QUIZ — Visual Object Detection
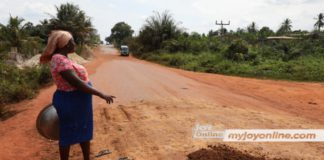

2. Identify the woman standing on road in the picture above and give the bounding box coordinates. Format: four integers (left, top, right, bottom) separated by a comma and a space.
40, 30, 115, 160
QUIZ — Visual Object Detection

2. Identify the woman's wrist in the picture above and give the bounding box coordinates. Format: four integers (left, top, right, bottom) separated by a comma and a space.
96, 92, 104, 98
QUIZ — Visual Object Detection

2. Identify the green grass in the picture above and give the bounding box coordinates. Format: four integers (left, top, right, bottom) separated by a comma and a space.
138, 52, 324, 82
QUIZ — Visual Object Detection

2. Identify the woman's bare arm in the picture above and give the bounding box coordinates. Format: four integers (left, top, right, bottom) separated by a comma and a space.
60, 69, 115, 104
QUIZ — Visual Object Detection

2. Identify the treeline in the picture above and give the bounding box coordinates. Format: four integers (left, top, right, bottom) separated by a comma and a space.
0, 3, 100, 113
0, 3, 100, 60
107, 11, 324, 82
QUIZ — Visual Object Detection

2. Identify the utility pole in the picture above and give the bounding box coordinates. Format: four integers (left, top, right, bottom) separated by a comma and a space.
216, 20, 230, 36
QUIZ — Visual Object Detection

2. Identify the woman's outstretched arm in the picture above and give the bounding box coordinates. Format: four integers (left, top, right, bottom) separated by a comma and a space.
60, 69, 115, 104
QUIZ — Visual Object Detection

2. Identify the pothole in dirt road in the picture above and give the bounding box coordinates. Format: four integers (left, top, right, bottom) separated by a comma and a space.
187, 144, 288, 160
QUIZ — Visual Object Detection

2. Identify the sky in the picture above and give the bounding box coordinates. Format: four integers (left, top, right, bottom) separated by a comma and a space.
0, 0, 323, 40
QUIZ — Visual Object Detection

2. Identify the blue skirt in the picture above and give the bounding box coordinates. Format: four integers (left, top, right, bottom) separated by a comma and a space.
52, 83, 93, 147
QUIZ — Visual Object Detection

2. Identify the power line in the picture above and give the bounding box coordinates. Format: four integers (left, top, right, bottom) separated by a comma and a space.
216, 20, 230, 36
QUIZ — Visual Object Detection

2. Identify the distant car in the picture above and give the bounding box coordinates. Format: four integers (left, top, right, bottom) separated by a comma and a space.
120, 45, 129, 56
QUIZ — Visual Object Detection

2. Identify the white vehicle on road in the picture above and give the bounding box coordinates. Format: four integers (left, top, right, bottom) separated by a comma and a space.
120, 45, 129, 56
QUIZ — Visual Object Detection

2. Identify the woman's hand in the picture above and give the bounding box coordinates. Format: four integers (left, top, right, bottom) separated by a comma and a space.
99, 94, 116, 104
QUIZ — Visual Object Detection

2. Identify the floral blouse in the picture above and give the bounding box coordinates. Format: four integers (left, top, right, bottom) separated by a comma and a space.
50, 54, 89, 91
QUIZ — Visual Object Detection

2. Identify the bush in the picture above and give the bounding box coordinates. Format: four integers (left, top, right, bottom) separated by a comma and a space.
126, 37, 145, 57
0, 42, 10, 58
162, 39, 183, 53
138, 52, 324, 82
20, 37, 44, 58
0, 62, 52, 106
129, 19, 324, 82
207, 37, 222, 52
225, 39, 249, 61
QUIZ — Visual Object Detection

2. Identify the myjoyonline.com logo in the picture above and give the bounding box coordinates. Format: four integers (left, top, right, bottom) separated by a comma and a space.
192, 123, 324, 142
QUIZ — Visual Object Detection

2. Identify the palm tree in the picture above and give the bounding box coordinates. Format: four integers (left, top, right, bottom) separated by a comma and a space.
48, 3, 94, 45
0, 16, 27, 48
277, 18, 292, 35
139, 10, 182, 51
0, 16, 45, 57
314, 13, 324, 31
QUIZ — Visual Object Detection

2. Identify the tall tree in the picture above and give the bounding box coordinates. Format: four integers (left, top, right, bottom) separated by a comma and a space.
190, 32, 201, 39
106, 22, 133, 46
48, 3, 94, 45
247, 22, 258, 34
277, 18, 292, 35
314, 13, 324, 31
258, 26, 274, 40
139, 11, 182, 51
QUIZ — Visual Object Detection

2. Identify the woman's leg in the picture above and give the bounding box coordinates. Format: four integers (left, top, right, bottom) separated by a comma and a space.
80, 141, 90, 160
59, 145, 70, 160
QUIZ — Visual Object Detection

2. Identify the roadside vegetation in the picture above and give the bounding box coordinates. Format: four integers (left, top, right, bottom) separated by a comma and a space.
113, 11, 324, 82
0, 3, 100, 116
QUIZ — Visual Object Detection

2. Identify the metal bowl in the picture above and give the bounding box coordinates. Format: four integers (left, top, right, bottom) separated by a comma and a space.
36, 104, 59, 140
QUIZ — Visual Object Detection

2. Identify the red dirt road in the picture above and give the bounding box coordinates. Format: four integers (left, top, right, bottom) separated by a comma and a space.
1, 46, 324, 160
